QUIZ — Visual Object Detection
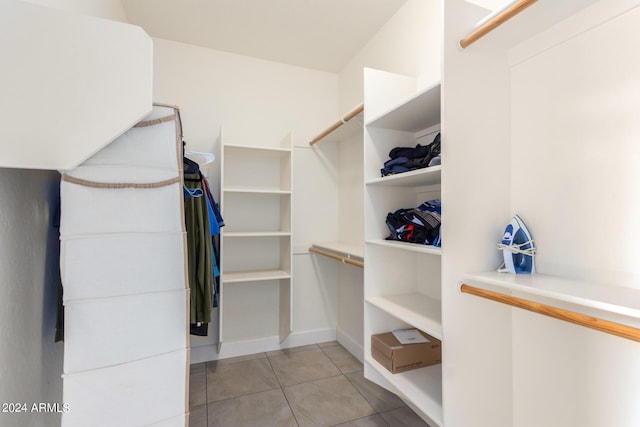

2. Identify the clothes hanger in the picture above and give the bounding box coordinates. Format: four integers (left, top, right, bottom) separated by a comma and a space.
185, 150, 215, 167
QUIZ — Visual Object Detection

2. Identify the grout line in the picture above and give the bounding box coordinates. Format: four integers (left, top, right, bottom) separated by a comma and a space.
206, 351, 267, 367
205, 386, 283, 406
343, 369, 382, 415
328, 414, 391, 427
265, 355, 301, 427
319, 345, 382, 424
319, 344, 345, 374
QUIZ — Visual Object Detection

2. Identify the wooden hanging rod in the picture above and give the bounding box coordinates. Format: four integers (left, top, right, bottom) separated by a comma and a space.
459, 0, 538, 49
309, 103, 364, 146
309, 247, 364, 268
460, 284, 640, 343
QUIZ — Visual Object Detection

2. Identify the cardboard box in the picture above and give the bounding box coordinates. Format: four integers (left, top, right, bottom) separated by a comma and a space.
371, 330, 441, 374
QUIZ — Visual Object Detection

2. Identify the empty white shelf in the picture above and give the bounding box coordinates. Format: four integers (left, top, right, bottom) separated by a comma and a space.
224, 188, 291, 195
366, 81, 441, 132
223, 231, 291, 238
223, 269, 291, 284
224, 143, 291, 157
365, 357, 443, 427
366, 166, 441, 187
366, 293, 442, 340
366, 239, 442, 256
464, 272, 640, 326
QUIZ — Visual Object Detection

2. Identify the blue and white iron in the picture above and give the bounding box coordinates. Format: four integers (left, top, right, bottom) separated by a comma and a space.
497, 215, 536, 274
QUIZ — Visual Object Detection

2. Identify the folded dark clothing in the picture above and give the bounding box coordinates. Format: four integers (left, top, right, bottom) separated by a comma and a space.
190, 323, 209, 336
404, 155, 433, 169
383, 156, 409, 168
381, 165, 410, 176
389, 144, 430, 160
388, 132, 441, 160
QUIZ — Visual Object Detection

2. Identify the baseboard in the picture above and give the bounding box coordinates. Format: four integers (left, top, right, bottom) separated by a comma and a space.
336, 327, 364, 363
190, 328, 336, 364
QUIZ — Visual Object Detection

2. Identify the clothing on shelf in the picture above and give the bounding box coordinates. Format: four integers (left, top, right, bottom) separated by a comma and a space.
381, 132, 441, 177
385, 199, 441, 247
183, 146, 224, 336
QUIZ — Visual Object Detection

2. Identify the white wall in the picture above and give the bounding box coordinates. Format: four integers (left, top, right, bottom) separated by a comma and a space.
509, 2, 640, 425
443, 0, 640, 426
442, 1, 513, 425
335, 130, 365, 358
0, 170, 63, 427
338, 0, 442, 114
21, 0, 128, 22
152, 38, 341, 358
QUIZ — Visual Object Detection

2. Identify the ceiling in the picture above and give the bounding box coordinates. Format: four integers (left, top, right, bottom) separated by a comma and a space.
121, 0, 408, 73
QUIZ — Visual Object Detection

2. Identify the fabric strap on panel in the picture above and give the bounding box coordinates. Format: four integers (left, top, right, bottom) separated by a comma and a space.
134, 114, 176, 128
61, 175, 180, 189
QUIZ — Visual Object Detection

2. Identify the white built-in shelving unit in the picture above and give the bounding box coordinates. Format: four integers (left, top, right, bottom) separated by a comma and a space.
219, 132, 293, 347
363, 69, 443, 427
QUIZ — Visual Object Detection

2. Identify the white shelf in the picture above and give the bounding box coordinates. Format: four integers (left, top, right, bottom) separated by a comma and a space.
223, 231, 291, 238
311, 241, 364, 261
366, 81, 441, 132
366, 166, 441, 187
224, 143, 291, 157
366, 239, 441, 256
223, 269, 291, 284
365, 357, 443, 427
366, 294, 442, 340
464, 272, 640, 324
224, 188, 291, 195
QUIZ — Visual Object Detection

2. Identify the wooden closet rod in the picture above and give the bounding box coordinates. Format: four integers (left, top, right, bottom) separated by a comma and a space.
460, 284, 640, 343
309, 103, 364, 146
309, 247, 364, 268
459, 0, 538, 49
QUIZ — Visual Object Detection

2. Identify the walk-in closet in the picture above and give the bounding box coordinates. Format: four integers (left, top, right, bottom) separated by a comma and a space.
2, 0, 640, 426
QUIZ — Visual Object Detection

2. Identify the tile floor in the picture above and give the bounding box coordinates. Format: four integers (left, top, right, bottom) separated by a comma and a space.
189, 342, 431, 427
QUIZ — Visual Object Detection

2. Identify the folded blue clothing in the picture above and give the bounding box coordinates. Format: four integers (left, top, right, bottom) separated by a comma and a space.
384, 156, 409, 168
381, 164, 410, 176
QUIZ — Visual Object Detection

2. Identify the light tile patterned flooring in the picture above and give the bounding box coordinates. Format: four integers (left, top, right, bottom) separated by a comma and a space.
189, 342, 431, 427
